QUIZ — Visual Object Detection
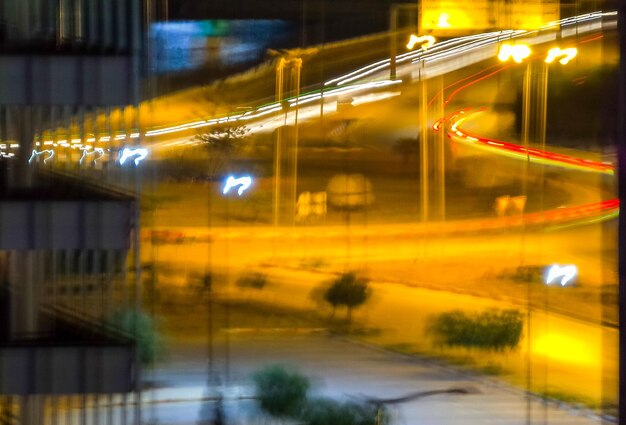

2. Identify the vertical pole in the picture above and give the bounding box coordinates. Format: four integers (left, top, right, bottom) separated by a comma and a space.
273, 58, 285, 227
319, 0, 325, 125
521, 61, 532, 152
16, 107, 34, 188
617, 1, 626, 424
132, 103, 142, 425
389, 5, 398, 80
536, 62, 548, 149
436, 75, 445, 220
419, 66, 428, 222
521, 59, 532, 425
291, 59, 302, 227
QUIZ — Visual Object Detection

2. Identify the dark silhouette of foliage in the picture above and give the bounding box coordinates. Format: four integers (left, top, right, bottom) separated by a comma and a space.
236, 271, 267, 290
195, 124, 248, 155
252, 365, 310, 418
429, 309, 523, 351
300, 398, 388, 425
324, 272, 371, 321
193, 123, 249, 178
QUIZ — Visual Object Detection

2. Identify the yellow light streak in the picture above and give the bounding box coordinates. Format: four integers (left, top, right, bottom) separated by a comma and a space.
545, 47, 577, 64
406, 35, 436, 51
498, 43, 531, 63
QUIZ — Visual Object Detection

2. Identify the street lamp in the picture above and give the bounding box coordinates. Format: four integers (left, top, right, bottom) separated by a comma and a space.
406, 34, 436, 51
497, 43, 533, 147
268, 48, 317, 226
497, 46, 578, 404
497, 43, 578, 148
537, 46, 578, 147
273, 55, 302, 227
389, 3, 418, 80
498, 43, 531, 63
406, 33, 439, 221
545, 47, 578, 65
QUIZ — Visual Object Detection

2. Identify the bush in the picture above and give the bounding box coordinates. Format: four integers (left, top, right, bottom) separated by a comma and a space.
236, 272, 267, 290
300, 398, 388, 425
505, 265, 545, 284
324, 272, 371, 321
429, 309, 523, 351
252, 365, 310, 418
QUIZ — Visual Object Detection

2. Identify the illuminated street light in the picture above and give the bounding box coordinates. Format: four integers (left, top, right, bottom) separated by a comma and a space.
545, 264, 578, 286
545, 47, 578, 65
406, 34, 436, 51
119, 147, 148, 166
222, 175, 253, 196
497, 43, 531, 63
535, 46, 577, 146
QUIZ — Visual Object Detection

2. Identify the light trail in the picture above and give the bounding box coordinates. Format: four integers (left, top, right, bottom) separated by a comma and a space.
445, 110, 615, 175
437, 110, 618, 225
0, 11, 616, 168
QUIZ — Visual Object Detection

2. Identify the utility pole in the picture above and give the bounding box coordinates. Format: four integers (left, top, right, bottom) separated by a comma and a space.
617, 1, 625, 423
389, 3, 418, 80
435, 75, 445, 220
273, 56, 302, 226
419, 63, 429, 222
270, 48, 316, 226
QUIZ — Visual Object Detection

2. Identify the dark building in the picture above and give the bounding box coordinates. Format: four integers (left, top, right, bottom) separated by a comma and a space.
0, 1, 149, 424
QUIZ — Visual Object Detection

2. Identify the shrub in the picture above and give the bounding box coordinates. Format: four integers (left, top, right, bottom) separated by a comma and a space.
300, 398, 388, 425
236, 272, 268, 290
324, 272, 371, 321
252, 365, 310, 418
430, 309, 523, 351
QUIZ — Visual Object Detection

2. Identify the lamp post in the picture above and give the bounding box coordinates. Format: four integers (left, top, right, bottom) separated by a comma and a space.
540, 47, 578, 146
497, 43, 533, 149
498, 43, 577, 155
407, 34, 437, 221
498, 43, 577, 415
389, 3, 418, 80
273, 56, 301, 227
269, 48, 318, 227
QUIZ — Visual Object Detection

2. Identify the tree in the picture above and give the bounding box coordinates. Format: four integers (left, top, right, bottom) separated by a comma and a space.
324, 272, 371, 321
193, 123, 249, 179
429, 309, 523, 351
252, 365, 310, 418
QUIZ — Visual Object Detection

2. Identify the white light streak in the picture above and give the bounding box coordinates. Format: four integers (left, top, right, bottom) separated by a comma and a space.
545, 264, 578, 286
79, 147, 105, 164
222, 175, 253, 196
28, 149, 54, 164
119, 147, 148, 166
